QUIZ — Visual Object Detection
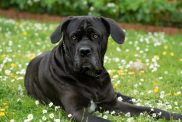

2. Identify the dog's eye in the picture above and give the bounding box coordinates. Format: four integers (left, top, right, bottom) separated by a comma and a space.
71, 35, 77, 40
92, 33, 98, 39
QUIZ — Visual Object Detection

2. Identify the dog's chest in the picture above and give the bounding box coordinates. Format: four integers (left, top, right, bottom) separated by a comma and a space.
87, 100, 97, 113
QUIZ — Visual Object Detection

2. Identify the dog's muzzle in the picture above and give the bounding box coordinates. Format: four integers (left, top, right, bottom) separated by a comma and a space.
79, 47, 91, 57
74, 46, 102, 77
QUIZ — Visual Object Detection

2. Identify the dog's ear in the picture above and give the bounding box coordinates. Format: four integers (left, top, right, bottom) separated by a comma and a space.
50, 17, 71, 44
101, 17, 125, 44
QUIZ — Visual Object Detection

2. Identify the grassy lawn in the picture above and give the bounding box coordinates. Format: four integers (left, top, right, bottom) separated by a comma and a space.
0, 17, 182, 122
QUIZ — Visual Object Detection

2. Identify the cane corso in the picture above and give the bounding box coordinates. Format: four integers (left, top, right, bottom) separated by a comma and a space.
25, 16, 182, 122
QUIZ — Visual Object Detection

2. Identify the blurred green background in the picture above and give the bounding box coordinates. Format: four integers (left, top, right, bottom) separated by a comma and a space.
0, 0, 182, 28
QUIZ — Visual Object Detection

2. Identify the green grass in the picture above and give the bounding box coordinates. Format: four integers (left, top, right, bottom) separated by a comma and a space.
0, 17, 182, 122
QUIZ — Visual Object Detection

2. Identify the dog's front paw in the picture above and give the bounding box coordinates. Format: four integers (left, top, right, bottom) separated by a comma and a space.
116, 92, 134, 104
89, 117, 111, 122
152, 108, 182, 120
170, 113, 182, 120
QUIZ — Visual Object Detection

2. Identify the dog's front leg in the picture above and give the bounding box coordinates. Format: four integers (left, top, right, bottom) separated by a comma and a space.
61, 93, 111, 122
102, 99, 182, 120
65, 109, 111, 122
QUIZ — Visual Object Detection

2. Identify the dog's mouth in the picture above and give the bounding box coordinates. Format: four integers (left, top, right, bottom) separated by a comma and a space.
85, 70, 102, 78
75, 62, 102, 78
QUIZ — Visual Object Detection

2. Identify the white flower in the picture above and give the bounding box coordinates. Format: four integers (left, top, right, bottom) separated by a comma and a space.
136, 103, 142, 106
49, 102, 53, 107
145, 48, 149, 52
152, 113, 156, 118
116, 80, 120, 84
116, 47, 121, 52
110, 111, 116, 115
139, 50, 144, 53
54, 119, 60, 122
18, 85, 23, 96
158, 112, 162, 116
128, 41, 133, 45
17, 98, 21, 102
133, 90, 138, 95
164, 71, 168, 75
10, 119, 15, 122
113, 75, 118, 79
134, 53, 139, 57
103, 115, 108, 119
140, 113, 144, 116
104, 110, 109, 114
27, 114, 33, 121
68, 114, 72, 118
27, 114, 33, 119
5, 69, 11, 75
158, 77, 163, 80
160, 91, 165, 98
140, 78, 144, 82
125, 112, 131, 117
140, 92, 144, 95
49, 113, 54, 119
174, 102, 178, 106
113, 57, 120, 62
125, 49, 130, 52
8, 41, 13, 46
147, 90, 152, 94
134, 84, 138, 88
42, 109, 47, 114
145, 59, 149, 63
7, 57, 12, 62
167, 105, 172, 110
89, 7, 94, 11
55, 106, 60, 111
107, 3, 115, 7
117, 96, 123, 102
157, 101, 165, 109
136, 47, 140, 50
131, 99, 137, 103
23, 119, 29, 122
177, 91, 181, 95
35, 100, 39, 105
127, 117, 134, 122
121, 59, 126, 64
16, 76, 24, 80
42, 116, 47, 121
146, 102, 153, 108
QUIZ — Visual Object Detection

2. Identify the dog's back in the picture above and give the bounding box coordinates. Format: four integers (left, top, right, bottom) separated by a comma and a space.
24, 52, 50, 103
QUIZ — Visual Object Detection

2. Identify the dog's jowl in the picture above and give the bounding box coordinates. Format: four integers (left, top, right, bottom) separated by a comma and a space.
24, 16, 182, 122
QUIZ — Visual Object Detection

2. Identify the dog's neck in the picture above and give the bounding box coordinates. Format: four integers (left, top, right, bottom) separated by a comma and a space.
50, 43, 74, 75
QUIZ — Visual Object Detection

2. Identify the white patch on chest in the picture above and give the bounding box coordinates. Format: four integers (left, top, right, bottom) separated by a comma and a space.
87, 100, 97, 113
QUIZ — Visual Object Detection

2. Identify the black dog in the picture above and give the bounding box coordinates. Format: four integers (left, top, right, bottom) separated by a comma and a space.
25, 16, 182, 122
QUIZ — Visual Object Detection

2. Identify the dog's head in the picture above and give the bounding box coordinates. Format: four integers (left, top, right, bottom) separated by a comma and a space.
50, 16, 125, 77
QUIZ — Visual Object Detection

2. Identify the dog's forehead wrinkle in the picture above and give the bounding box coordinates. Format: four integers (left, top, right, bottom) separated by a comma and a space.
67, 17, 105, 34
81, 20, 89, 30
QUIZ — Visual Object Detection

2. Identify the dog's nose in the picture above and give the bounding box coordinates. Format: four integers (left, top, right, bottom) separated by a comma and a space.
79, 47, 91, 57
